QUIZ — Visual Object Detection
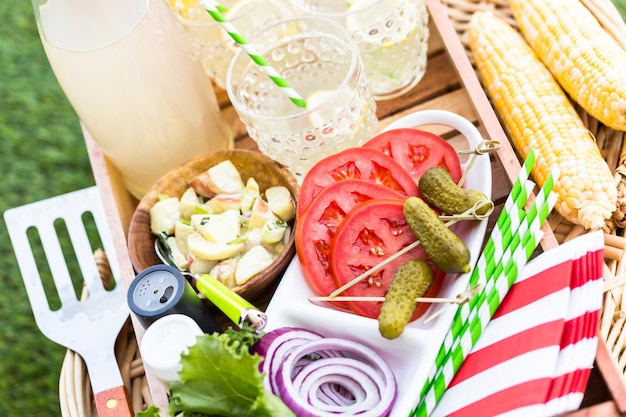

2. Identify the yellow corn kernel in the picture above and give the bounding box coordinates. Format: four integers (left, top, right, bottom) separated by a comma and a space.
510, 0, 626, 132
468, 11, 617, 230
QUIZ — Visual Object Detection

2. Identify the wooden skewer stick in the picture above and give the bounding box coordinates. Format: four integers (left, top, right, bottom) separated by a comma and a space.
423, 284, 483, 324
439, 199, 494, 221
456, 139, 501, 156
456, 140, 500, 187
328, 239, 422, 298
327, 198, 491, 299
310, 295, 464, 303
314, 284, 482, 306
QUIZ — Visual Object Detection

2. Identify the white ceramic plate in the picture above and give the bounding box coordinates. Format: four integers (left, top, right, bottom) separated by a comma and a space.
264, 110, 493, 416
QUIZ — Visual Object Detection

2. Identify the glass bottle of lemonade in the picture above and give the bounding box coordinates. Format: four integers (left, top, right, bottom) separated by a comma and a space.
32, 0, 233, 198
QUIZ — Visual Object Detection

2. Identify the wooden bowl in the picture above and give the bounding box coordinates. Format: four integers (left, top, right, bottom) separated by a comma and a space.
127, 149, 300, 304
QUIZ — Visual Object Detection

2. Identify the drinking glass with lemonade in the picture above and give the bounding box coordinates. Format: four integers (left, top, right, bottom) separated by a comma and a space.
290, 0, 429, 100
167, 0, 297, 89
226, 17, 379, 183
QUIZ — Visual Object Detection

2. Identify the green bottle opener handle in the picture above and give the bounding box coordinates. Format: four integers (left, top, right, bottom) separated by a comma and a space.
195, 274, 267, 332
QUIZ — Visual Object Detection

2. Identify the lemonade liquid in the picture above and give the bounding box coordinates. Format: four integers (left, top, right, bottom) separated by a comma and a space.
35, 0, 232, 198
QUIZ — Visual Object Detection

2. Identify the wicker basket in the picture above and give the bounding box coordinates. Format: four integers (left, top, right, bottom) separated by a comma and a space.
437, 0, 626, 377
60, 1, 626, 415
59, 249, 151, 417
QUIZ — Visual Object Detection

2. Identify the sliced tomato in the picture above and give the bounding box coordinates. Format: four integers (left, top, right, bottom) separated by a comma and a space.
329, 198, 444, 319
295, 180, 405, 304
296, 147, 418, 219
363, 128, 463, 186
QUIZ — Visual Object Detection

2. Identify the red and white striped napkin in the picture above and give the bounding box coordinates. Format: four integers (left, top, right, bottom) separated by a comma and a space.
433, 230, 604, 417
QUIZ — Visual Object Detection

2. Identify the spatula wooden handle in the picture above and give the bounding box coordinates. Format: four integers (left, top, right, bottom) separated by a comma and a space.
94, 386, 134, 417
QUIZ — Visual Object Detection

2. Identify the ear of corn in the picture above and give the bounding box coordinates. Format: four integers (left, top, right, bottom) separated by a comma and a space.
468, 11, 616, 230
509, 0, 626, 132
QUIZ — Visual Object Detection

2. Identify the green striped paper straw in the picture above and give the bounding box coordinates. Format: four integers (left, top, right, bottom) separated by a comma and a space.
414, 224, 548, 417
448, 168, 558, 341
423, 182, 534, 378
199, 0, 307, 109
414, 191, 558, 417
416, 184, 532, 402
422, 168, 557, 385
412, 169, 559, 416
416, 150, 537, 390
471, 149, 537, 279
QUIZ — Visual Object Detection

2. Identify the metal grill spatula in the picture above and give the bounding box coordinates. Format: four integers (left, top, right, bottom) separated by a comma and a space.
4, 186, 133, 417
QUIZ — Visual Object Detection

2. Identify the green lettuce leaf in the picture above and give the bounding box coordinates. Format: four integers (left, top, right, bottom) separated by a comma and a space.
136, 404, 161, 417
167, 332, 294, 417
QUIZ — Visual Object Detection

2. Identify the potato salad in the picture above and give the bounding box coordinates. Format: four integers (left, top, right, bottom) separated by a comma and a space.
149, 160, 296, 288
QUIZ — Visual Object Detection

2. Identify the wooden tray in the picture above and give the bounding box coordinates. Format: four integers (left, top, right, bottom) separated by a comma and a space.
76, 0, 626, 415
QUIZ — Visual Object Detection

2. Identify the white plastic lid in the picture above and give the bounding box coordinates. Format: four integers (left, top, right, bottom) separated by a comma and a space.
140, 314, 204, 385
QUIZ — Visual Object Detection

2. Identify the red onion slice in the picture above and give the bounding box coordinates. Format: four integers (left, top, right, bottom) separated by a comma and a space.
252, 327, 323, 393
274, 338, 397, 417
317, 380, 355, 406
293, 358, 382, 412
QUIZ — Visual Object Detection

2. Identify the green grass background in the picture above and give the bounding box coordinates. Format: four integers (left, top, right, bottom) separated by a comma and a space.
0, 1, 94, 415
617, 0, 626, 19
1, 1, 626, 416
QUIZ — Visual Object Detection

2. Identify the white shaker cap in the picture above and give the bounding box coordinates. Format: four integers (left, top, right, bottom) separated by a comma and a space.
140, 314, 204, 385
